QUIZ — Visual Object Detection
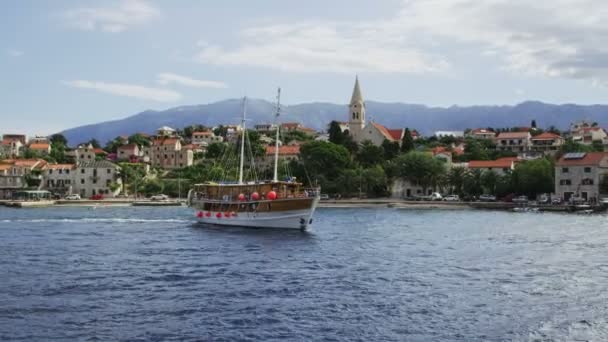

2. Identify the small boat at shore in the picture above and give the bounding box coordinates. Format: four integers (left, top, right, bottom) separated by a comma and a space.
187, 90, 320, 230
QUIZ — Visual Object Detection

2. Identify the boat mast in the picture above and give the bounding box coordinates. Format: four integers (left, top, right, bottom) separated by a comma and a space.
238, 97, 247, 185
272, 88, 281, 183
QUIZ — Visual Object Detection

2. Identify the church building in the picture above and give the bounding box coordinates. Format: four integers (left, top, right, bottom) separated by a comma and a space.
346, 77, 408, 146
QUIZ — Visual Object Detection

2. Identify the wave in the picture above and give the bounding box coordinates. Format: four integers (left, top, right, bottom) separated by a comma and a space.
0, 218, 192, 223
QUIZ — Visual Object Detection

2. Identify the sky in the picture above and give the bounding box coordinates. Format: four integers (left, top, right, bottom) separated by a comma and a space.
3, 0, 608, 135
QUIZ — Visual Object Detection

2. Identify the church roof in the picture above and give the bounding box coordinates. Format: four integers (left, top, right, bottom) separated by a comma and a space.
350, 76, 363, 103
371, 122, 400, 142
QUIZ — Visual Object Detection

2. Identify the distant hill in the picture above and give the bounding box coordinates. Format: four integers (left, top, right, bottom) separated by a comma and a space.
60, 99, 608, 146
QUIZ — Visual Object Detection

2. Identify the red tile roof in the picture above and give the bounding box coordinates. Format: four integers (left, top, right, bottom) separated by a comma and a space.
531, 132, 562, 140
557, 152, 608, 166
469, 157, 518, 169
386, 129, 403, 141
0, 164, 12, 171
265, 145, 300, 155
370, 122, 397, 142
28, 143, 50, 150
93, 148, 107, 155
153, 138, 179, 146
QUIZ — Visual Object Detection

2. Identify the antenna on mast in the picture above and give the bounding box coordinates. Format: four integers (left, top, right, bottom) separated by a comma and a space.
272, 88, 281, 183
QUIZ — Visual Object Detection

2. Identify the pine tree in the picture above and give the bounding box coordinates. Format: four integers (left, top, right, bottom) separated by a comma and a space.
401, 128, 415, 153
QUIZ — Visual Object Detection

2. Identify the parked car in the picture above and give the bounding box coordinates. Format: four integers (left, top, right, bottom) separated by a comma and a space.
90, 194, 104, 200
512, 195, 529, 203
64, 194, 81, 200
443, 194, 460, 201
551, 198, 563, 205
478, 194, 496, 202
320, 194, 330, 200
150, 194, 169, 201
428, 192, 443, 201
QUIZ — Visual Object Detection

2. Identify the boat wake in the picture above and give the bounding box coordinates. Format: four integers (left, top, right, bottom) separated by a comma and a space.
0, 218, 192, 224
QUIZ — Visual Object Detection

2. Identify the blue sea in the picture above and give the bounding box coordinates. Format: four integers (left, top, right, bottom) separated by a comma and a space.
1, 206, 607, 341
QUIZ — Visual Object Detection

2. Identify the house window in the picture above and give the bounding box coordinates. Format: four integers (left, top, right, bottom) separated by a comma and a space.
66, 170, 70, 174
562, 167, 569, 173
107, 169, 111, 174
584, 167, 592, 173
560, 179, 572, 185
81, 169, 85, 174
582, 178, 594, 185
58, 169, 62, 174
81, 179, 85, 184
106, 180, 111, 186
49, 169, 53, 174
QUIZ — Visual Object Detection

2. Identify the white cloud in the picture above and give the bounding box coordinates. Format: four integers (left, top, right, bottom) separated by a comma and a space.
157, 72, 228, 89
394, 0, 608, 84
194, 0, 608, 85
195, 22, 449, 74
63, 0, 160, 33
7, 49, 24, 57
63, 80, 181, 102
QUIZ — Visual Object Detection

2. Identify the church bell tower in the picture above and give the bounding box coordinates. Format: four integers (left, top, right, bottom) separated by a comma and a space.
348, 76, 365, 142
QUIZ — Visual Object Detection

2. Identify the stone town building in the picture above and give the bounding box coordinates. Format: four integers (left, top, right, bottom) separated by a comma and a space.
73, 160, 121, 198
347, 77, 407, 146
555, 152, 608, 203
571, 126, 608, 146
71, 143, 97, 162
1, 135, 26, 158
44, 164, 75, 196
192, 131, 223, 146
530, 132, 564, 156
495, 132, 532, 153
0, 159, 47, 199
27, 142, 51, 156
117, 144, 141, 161
143, 138, 193, 169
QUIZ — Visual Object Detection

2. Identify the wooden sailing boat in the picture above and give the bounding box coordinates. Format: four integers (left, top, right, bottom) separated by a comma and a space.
187, 89, 320, 230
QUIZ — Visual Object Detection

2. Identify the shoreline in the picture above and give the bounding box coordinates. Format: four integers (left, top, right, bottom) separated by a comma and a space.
1, 198, 605, 213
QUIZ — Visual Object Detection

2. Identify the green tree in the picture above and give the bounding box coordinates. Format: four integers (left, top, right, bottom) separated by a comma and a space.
356, 140, 384, 168
49, 134, 68, 163
206, 142, 226, 159
300, 141, 351, 180
401, 128, 415, 153
128, 133, 151, 147
50, 134, 68, 146
463, 169, 483, 198
560, 138, 593, 154
447, 167, 467, 195
85, 139, 101, 148
381, 139, 400, 160
393, 151, 446, 194
105, 136, 125, 153
481, 170, 498, 194
328, 121, 345, 145
512, 158, 554, 197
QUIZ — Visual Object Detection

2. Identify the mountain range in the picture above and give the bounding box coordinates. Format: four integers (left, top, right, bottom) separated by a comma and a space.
60, 99, 608, 146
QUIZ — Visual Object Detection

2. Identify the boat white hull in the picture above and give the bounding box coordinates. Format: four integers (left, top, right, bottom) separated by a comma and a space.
192, 198, 319, 230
